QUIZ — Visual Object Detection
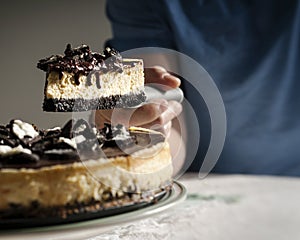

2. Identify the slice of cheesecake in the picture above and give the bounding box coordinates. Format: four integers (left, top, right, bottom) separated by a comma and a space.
37, 44, 146, 112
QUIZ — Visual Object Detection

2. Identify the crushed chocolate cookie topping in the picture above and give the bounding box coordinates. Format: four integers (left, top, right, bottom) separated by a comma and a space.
37, 44, 124, 88
100, 123, 134, 150
0, 119, 79, 166
101, 123, 132, 139
0, 119, 165, 169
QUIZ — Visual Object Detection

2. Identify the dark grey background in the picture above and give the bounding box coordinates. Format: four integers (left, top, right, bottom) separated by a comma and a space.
0, 0, 111, 128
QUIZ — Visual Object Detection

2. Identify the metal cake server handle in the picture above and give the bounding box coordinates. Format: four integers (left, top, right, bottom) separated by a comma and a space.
130, 86, 184, 108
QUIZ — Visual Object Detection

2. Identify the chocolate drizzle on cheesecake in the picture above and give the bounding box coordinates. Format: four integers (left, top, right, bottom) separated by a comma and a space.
0, 119, 165, 169
37, 44, 123, 89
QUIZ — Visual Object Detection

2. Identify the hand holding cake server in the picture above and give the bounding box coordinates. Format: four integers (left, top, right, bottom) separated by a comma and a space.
96, 66, 183, 137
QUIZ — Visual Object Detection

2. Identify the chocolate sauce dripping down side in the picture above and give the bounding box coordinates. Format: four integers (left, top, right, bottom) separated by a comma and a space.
86, 71, 101, 89
37, 44, 123, 89
95, 72, 101, 89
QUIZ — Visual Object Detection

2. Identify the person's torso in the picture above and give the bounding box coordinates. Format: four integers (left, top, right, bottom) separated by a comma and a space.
162, 0, 300, 175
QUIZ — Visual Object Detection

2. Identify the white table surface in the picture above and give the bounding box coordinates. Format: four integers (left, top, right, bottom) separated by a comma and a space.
1, 173, 300, 240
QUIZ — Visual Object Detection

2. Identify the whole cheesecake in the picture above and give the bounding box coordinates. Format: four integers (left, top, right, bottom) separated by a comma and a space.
0, 119, 172, 219
37, 44, 146, 111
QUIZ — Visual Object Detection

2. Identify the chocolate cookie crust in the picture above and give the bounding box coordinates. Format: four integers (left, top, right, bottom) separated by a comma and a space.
43, 92, 146, 112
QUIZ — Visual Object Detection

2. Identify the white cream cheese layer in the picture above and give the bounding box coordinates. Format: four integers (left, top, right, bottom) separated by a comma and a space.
45, 59, 144, 99
0, 142, 172, 209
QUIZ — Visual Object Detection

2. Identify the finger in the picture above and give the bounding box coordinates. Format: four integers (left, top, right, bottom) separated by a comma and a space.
129, 99, 169, 126
96, 100, 182, 128
96, 108, 136, 126
95, 99, 169, 127
164, 121, 172, 138
95, 109, 113, 122
138, 101, 182, 136
140, 121, 172, 138
144, 66, 181, 88
149, 101, 183, 126
94, 110, 111, 128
